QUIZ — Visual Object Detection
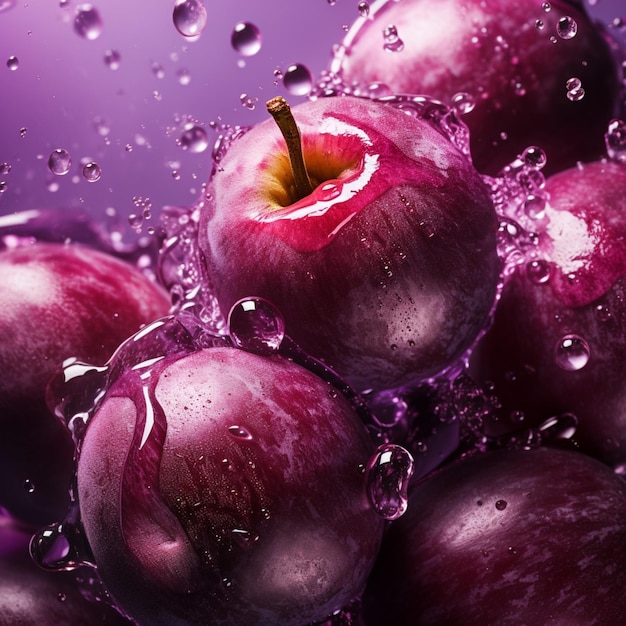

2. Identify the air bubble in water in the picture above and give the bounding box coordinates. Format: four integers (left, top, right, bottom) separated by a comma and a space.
365, 443, 414, 520
383, 24, 404, 53
555, 334, 590, 371
451, 92, 475, 114
605, 119, 626, 163
178, 123, 209, 153
358, 2, 370, 17
557, 16, 577, 39
172, 0, 207, 40
48, 149, 72, 175
228, 297, 285, 355
103, 49, 120, 70
73, 4, 103, 40
283, 63, 313, 96
6, 55, 18, 71
521, 146, 547, 169
82, 161, 101, 182
231, 22, 262, 56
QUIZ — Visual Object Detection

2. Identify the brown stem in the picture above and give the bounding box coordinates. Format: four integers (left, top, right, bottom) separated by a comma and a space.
266, 96, 314, 200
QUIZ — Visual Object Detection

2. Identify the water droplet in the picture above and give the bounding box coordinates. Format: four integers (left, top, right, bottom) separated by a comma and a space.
23, 479, 35, 493
48, 148, 72, 175
526, 259, 551, 284
523, 194, 546, 220
231, 22, 262, 56
557, 16, 577, 39
605, 119, 626, 163
227, 425, 253, 441
365, 444, 414, 520
82, 161, 101, 182
555, 334, 590, 371
239, 93, 258, 110
535, 19, 544, 30
495, 499, 508, 511
30, 523, 84, 571
57, 593, 67, 602
566, 77, 584, 101
382, 24, 404, 53
73, 4, 103, 40
6, 55, 18, 71
178, 124, 208, 153
451, 91, 475, 114
172, 0, 207, 40
538, 413, 578, 440
283, 63, 313, 96
231, 528, 259, 547
151, 61, 165, 79
521, 146, 547, 169
542, 2, 551, 12
0, 181, 7, 193
358, 2, 370, 18
103, 48, 120, 70
19, 127, 27, 138
228, 297, 285, 355
176, 67, 191, 85
0, 162, 11, 175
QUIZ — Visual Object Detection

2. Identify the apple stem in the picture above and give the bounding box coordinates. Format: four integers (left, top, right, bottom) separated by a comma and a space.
266, 96, 314, 199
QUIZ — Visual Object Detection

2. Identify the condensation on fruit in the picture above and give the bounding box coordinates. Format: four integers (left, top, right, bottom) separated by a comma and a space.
554, 334, 590, 372
228, 297, 285, 355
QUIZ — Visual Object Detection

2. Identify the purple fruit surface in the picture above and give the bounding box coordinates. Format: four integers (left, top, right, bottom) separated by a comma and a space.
77, 345, 384, 626
331, 0, 622, 175
363, 446, 626, 625
199, 95, 499, 395
0, 242, 170, 526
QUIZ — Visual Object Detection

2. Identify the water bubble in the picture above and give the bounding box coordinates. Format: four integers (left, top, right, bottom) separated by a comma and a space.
283, 63, 313, 96
82, 161, 101, 182
365, 443, 414, 520
526, 259, 551, 283
178, 123, 208, 153
521, 146, 547, 169
566, 77, 584, 101
451, 92, 475, 115
29, 522, 85, 571
557, 16, 577, 39
23, 479, 35, 493
48, 148, 72, 175
6, 55, 18, 71
151, 61, 165, 79
227, 425, 253, 441
19, 127, 27, 138
523, 194, 546, 220
73, 4, 103, 40
228, 297, 285, 355
0, 163, 11, 175
382, 24, 404, 53
103, 49, 120, 70
358, 2, 370, 18
172, 0, 207, 40
535, 19, 544, 30
0, 181, 7, 193
538, 413, 577, 440
542, 2, 551, 11
495, 499, 508, 511
176, 67, 191, 85
231, 22, 262, 56
555, 334, 590, 371
605, 119, 626, 163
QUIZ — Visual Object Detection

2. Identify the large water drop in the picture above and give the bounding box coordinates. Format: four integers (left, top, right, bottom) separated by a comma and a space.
73, 4, 103, 40
178, 124, 209, 153
228, 297, 285, 355
172, 0, 207, 40
554, 334, 590, 371
556, 16, 577, 40
283, 63, 313, 96
48, 148, 72, 175
231, 22, 262, 56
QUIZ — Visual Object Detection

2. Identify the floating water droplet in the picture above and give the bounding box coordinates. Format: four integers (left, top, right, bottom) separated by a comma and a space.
231, 528, 259, 547
19, 127, 27, 138
542, 2, 551, 12
283, 63, 313, 96
73, 4, 103, 40
451, 91, 475, 114
227, 425, 253, 441
521, 146, 547, 169
176, 67, 191, 85
566, 77, 584, 101
57, 593, 67, 602
555, 334, 590, 371
6, 55, 18, 71
495, 499, 508, 511
231, 22, 262, 56
605, 118, 626, 163
365, 444, 414, 520
358, 2, 370, 18
382, 24, 404, 53
172, 0, 207, 40
30, 523, 84, 571
239, 93, 258, 110
526, 259, 551, 283
93, 116, 110, 137
178, 123, 208, 153
0, 181, 7, 193
82, 161, 101, 182
538, 413, 578, 440
152, 61, 165, 79
557, 16, 577, 39
23, 479, 35, 493
228, 297, 285, 355
535, 19, 544, 30
0, 162, 11, 175
48, 148, 72, 175
103, 49, 120, 70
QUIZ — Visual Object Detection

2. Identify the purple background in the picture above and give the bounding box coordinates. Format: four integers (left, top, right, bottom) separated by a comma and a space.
0, 0, 623, 235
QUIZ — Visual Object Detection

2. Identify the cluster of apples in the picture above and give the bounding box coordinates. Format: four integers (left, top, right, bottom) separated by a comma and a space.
2, 0, 626, 624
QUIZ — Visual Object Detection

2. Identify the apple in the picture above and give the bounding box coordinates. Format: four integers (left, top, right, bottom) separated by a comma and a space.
77, 344, 384, 626
469, 159, 626, 470
329, 0, 623, 175
0, 242, 171, 527
198, 95, 500, 396
362, 446, 626, 625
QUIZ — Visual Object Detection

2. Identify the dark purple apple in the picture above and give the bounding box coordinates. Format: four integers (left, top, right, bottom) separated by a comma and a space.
469, 159, 626, 470
363, 446, 626, 625
0, 242, 170, 526
331, 0, 622, 175
199, 95, 499, 396
77, 345, 384, 626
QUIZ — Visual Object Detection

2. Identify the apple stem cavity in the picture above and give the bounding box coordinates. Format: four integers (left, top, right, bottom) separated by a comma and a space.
266, 96, 315, 200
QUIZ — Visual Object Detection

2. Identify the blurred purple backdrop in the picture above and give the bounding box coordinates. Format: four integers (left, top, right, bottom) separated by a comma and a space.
0, 0, 623, 236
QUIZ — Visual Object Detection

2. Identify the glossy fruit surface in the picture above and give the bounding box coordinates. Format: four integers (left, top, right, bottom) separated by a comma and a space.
199, 95, 499, 395
363, 446, 626, 625
77, 345, 384, 626
331, 0, 622, 175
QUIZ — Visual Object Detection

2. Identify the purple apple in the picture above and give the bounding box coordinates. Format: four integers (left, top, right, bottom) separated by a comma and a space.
469, 159, 626, 469
199, 95, 499, 396
330, 0, 622, 175
0, 242, 170, 526
77, 345, 384, 625
363, 446, 626, 625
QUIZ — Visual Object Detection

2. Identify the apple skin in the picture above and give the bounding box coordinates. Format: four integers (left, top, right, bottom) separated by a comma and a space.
0, 242, 171, 527
77, 345, 384, 626
331, 0, 622, 176
469, 160, 626, 469
362, 446, 626, 625
0, 516, 131, 626
199, 95, 499, 395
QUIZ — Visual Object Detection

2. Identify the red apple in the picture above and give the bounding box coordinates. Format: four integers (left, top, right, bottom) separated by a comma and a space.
77, 345, 384, 626
363, 446, 626, 625
0, 242, 170, 527
330, 0, 622, 175
198, 95, 499, 396
469, 159, 626, 470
